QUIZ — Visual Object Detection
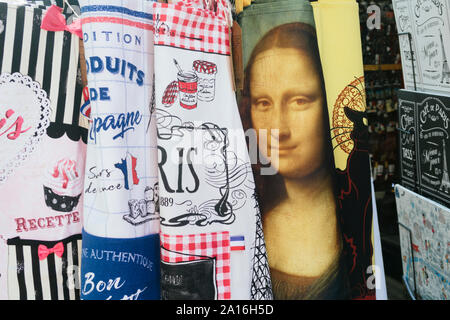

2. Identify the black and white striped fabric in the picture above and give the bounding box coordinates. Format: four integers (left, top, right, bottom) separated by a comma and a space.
25, 0, 80, 11
0, 1, 87, 142
7, 234, 82, 300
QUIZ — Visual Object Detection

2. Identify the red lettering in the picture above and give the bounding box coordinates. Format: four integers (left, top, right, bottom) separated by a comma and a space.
13, 212, 81, 232
15, 218, 28, 232
46, 216, 55, 228
37, 218, 46, 228
28, 219, 38, 231
55, 215, 64, 226
65, 213, 72, 224
0, 109, 14, 129
72, 211, 80, 223
0, 109, 31, 140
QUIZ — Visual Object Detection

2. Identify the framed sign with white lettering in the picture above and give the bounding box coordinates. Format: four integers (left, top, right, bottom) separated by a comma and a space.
398, 90, 418, 190
398, 89, 450, 207
416, 91, 450, 206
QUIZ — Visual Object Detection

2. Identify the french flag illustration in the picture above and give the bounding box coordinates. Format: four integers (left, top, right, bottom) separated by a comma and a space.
80, 87, 91, 121
115, 152, 140, 190
230, 236, 245, 251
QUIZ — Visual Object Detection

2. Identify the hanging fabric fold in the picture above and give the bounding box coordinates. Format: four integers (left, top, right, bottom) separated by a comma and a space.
153, 0, 272, 300
78, 0, 160, 300
312, 0, 380, 300
236, 0, 385, 300
0, 0, 87, 300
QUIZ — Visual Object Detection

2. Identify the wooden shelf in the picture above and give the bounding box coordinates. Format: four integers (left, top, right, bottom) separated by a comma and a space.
364, 64, 402, 71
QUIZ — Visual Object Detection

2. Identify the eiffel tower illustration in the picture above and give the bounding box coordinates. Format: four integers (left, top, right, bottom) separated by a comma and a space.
440, 30, 450, 84
440, 140, 450, 193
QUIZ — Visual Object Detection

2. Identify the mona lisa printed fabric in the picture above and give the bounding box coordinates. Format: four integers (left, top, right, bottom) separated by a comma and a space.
237, 0, 385, 300
0, 1, 88, 300
78, 0, 160, 300
153, 1, 272, 300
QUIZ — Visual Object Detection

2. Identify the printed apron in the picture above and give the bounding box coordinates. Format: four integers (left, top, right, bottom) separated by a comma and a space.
79, 0, 160, 300
237, 0, 385, 300
0, 2, 88, 300
153, 1, 272, 300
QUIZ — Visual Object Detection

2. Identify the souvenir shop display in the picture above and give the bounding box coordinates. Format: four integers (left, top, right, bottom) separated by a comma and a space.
0, 0, 388, 300
393, 0, 450, 300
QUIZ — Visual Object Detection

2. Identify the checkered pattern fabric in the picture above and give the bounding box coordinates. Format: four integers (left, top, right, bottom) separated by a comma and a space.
173, 0, 204, 10
173, 0, 232, 24
161, 231, 231, 300
153, 2, 230, 55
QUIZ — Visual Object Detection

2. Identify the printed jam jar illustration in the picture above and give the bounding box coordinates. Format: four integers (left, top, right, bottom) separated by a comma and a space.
193, 60, 217, 102
177, 71, 198, 109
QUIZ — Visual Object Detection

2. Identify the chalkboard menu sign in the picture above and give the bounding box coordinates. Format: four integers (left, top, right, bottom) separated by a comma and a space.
417, 93, 450, 204
398, 90, 418, 190
398, 89, 450, 207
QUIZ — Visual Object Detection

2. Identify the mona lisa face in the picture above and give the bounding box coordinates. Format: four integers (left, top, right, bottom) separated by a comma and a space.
250, 48, 327, 179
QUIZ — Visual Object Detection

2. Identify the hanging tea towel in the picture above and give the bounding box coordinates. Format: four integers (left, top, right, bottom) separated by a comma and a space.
0, 1, 88, 300
79, 0, 160, 300
153, 1, 272, 300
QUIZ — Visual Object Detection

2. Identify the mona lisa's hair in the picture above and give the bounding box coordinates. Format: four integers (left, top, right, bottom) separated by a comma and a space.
238, 22, 337, 212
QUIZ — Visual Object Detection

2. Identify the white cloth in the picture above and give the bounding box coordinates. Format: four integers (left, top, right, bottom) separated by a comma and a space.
80, 0, 159, 238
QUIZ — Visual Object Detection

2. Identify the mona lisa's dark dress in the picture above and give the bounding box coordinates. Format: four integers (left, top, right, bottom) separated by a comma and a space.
270, 249, 351, 300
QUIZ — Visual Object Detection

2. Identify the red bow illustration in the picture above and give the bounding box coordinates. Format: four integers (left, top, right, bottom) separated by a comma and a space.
38, 242, 64, 261
40, 5, 82, 39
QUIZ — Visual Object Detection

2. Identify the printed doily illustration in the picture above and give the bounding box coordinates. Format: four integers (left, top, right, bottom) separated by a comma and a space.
331, 76, 366, 154
0, 72, 51, 185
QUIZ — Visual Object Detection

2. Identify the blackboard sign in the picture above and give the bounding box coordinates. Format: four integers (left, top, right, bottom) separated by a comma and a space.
398, 90, 418, 190
417, 94, 450, 205
160, 258, 217, 300
397, 89, 450, 208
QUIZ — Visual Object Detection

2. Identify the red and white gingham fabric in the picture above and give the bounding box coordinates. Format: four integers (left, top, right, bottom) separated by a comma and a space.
153, 2, 230, 55
160, 231, 231, 300
172, 0, 232, 24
